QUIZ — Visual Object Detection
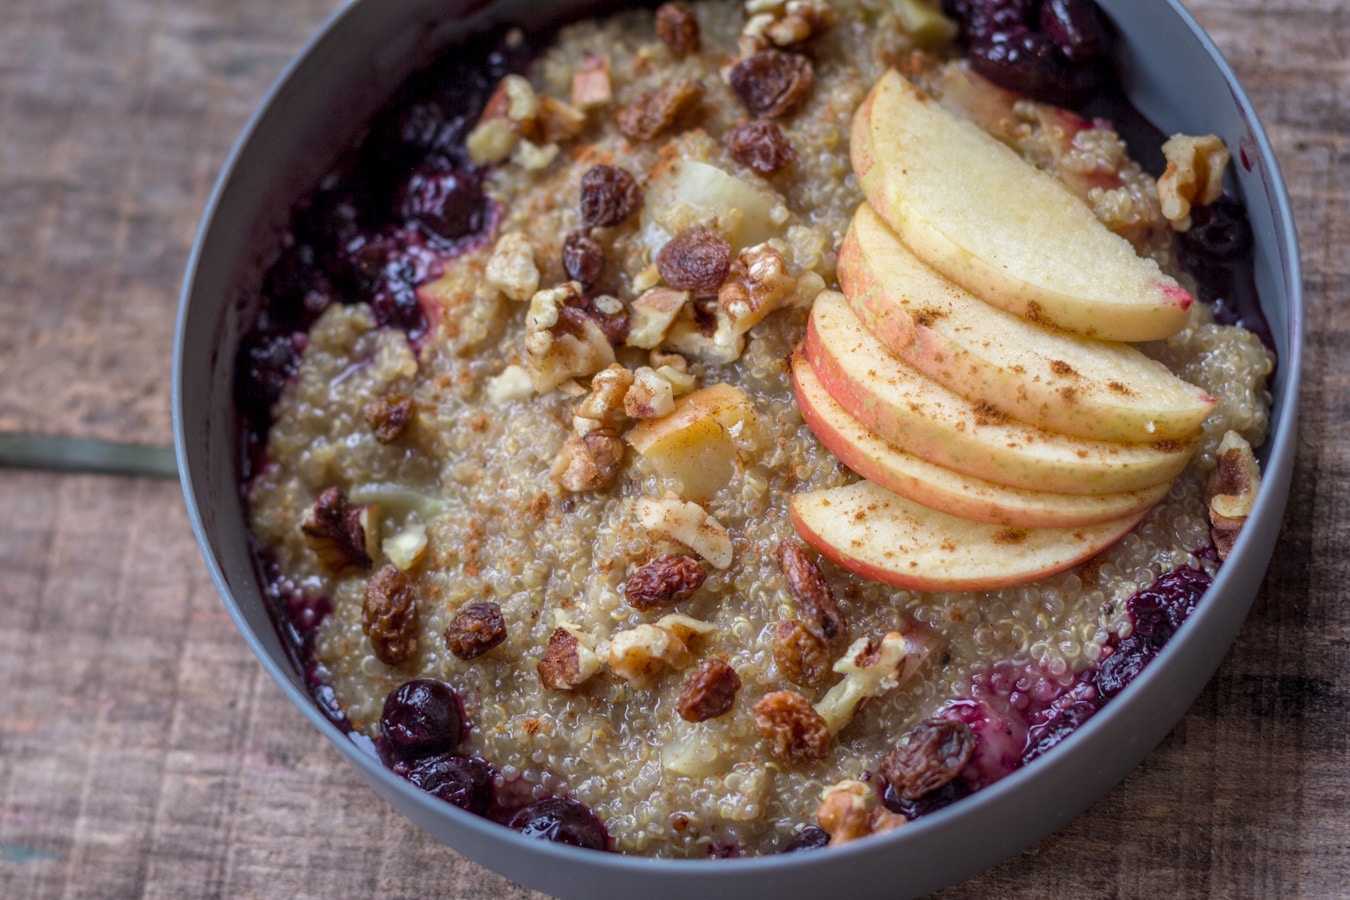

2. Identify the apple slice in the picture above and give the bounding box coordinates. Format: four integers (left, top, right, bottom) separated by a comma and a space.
851, 70, 1193, 341
805, 291, 1197, 494
792, 349, 1168, 527
838, 203, 1215, 443
789, 480, 1145, 592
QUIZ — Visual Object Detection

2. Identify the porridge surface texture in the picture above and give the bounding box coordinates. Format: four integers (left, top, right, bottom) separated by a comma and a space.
246, 0, 1275, 857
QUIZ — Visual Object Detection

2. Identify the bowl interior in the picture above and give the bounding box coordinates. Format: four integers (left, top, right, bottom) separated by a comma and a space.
173, 1, 1302, 897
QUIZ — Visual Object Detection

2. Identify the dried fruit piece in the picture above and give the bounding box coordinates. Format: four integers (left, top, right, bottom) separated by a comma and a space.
777, 540, 846, 644
729, 49, 814, 119
624, 554, 707, 610
727, 120, 798, 175
563, 230, 605, 286
363, 564, 420, 666
676, 659, 741, 722
301, 487, 374, 573
615, 79, 704, 142
771, 618, 832, 687
444, 601, 507, 660
753, 690, 831, 764
364, 392, 414, 444
581, 164, 644, 228
879, 718, 976, 800
657, 225, 732, 294
656, 3, 700, 57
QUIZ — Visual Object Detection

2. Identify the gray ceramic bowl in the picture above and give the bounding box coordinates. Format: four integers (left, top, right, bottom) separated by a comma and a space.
173, 1, 1302, 897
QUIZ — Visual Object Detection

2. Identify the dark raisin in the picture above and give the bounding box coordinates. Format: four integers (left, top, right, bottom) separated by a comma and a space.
405, 753, 496, 814
781, 825, 830, 853
879, 719, 976, 800
301, 487, 372, 573
656, 225, 731, 293
676, 659, 741, 722
1038, 0, 1111, 63
624, 554, 707, 610
444, 601, 508, 660
580, 164, 643, 228
562, 230, 605, 286
380, 679, 465, 760
507, 797, 609, 850
656, 3, 700, 57
726, 120, 798, 175
777, 541, 846, 643
362, 564, 420, 666
615, 80, 704, 142
729, 50, 815, 119
400, 166, 487, 243
364, 392, 414, 443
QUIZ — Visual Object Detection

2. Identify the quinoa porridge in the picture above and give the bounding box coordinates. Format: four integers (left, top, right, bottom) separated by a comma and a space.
238, 0, 1275, 858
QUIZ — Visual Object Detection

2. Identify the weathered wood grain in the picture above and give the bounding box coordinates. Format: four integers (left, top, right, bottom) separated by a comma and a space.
0, 0, 1345, 898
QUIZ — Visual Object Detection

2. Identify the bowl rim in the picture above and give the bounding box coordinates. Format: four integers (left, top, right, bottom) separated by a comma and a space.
172, 0, 1303, 893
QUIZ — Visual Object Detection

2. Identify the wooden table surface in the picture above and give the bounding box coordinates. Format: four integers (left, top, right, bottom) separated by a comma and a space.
0, 1, 1344, 897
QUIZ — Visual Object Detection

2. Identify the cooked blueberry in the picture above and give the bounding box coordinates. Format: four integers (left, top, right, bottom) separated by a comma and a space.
234, 331, 303, 425
401, 167, 487, 244
1180, 195, 1253, 262
963, 0, 1035, 39
880, 775, 972, 819
506, 797, 609, 851
406, 753, 496, 815
1022, 698, 1098, 763
380, 679, 465, 759
1038, 0, 1111, 63
1092, 634, 1158, 701
781, 825, 829, 853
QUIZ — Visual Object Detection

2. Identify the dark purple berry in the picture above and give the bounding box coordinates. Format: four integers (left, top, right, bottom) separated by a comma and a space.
380, 679, 465, 760
970, 27, 1073, 103
1039, 0, 1111, 63
400, 167, 487, 244
1022, 698, 1098, 763
964, 0, 1035, 39
506, 797, 609, 851
1126, 566, 1212, 643
781, 825, 830, 853
234, 331, 303, 425
1180, 195, 1253, 262
880, 775, 973, 819
1092, 634, 1158, 701
406, 753, 496, 815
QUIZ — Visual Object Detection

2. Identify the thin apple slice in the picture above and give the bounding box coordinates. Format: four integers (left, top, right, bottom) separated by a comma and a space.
789, 480, 1145, 592
851, 69, 1193, 341
805, 292, 1196, 494
839, 203, 1215, 443
792, 349, 1169, 527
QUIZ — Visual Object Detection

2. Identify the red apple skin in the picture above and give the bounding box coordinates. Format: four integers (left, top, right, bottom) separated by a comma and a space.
788, 481, 1147, 593
791, 349, 1169, 528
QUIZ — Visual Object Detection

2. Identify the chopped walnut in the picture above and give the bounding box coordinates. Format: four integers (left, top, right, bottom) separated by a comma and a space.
606, 613, 713, 684
537, 626, 602, 690
657, 3, 701, 56
575, 364, 634, 423
726, 120, 797, 175
536, 95, 587, 144
740, 0, 838, 55
364, 391, 414, 444
362, 564, 419, 666
718, 241, 811, 335
771, 618, 833, 687
729, 49, 814, 119
1159, 133, 1231, 231
677, 659, 741, 722
301, 487, 374, 573
581, 164, 644, 229
524, 281, 618, 392
814, 632, 911, 734
624, 554, 707, 610
657, 226, 732, 294
664, 300, 745, 364
616, 79, 704, 142
816, 780, 905, 846
624, 366, 676, 418
571, 53, 612, 110
485, 232, 540, 301
880, 719, 976, 801
1206, 430, 1262, 561
626, 287, 690, 349
551, 427, 625, 492
753, 690, 831, 764
777, 540, 846, 644
466, 75, 585, 166
444, 601, 507, 660
636, 494, 733, 569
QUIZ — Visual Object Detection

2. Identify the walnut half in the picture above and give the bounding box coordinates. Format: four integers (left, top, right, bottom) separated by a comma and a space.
1206, 430, 1262, 561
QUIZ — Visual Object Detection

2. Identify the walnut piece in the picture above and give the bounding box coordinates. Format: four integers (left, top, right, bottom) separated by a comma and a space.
753, 690, 831, 764
1206, 430, 1262, 561
551, 427, 625, 492
524, 281, 618, 392
624, 554, 707, 610
624, 366, 676, 419
571, 53, 612, 110
1159, 133, 1231, 231
616, 79, 704, 142
364, 392, 414, 444
676, 659, 741, 722
485, 232, 540, 301
718, 241, 814, 334
575, 364, 634, 422
606, 614, 713, 684
537, 627, 602, 690
362, 564, 419, 666
626, 287, 689, 349
816, 780, 904, 846
466, 75, 585, 166
444, 601, 507, 660
740, 0, 838, 55
635, 494, 733, 569
879, 718, 976, 801
301, 487, 374, 573
814, 632, 911, 734
656, 3, 701, 57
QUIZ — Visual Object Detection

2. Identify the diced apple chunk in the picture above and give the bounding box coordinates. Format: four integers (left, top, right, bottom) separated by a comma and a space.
641, 158, 784, 253
627, 384, 762, 502
636, 495, 733, 569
